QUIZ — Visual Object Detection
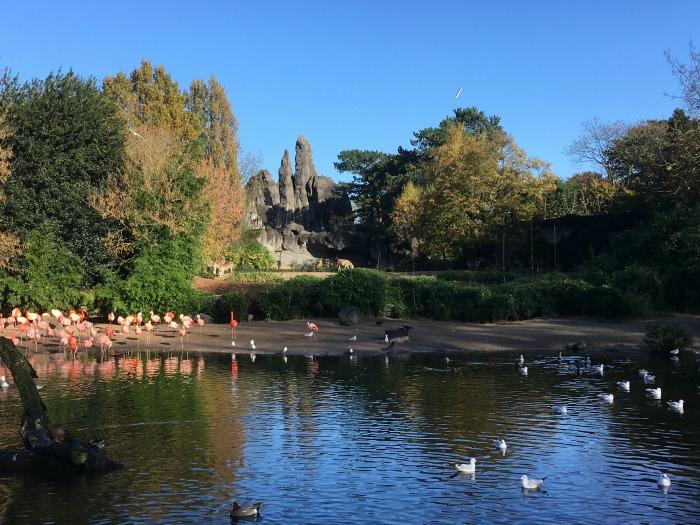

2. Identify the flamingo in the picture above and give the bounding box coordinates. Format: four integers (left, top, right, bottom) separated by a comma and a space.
107, 312, 115, 324
68, 336, 78, 358
229, 313, 238, 341
150, 311, 161, 328
95, 334, 112, 352
144, 321, 154, 344
306, 321, 319, 339
83, 338, 94, 350
196, 314, 205, 335
178, 326, 186, 348
26, 327, 40, 352
105, 325, 114, 339
164, 311, 175, 324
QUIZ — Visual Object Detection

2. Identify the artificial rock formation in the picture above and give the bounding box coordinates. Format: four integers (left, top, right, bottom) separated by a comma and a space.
245, 136, 353, 268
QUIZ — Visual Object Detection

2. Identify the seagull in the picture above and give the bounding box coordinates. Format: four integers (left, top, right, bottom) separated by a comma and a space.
646, 388, 662, 400
553, 405, 567, 415
305, 331, 314, 338
384, 334, 389, 343
669, 348, 679, 356
518, 366, 528, 376
250, 353, 256, 362
454, 87, 463, 99
667, 399, 684, 412
249, 339, 255, 350
127, 125, 144, 140
643, 373, 656, 384
617, 381, 631, 392
348, 335, 357, 342
658, 473, 671, 489
521, 475, 546, 490
230, 502, 262, 519
0, 376, 9, 389
518, 355, 524, 366
454, 458, 476, 474
282, 346, 288, 353
591, 364, 604, 375
599, 393, 614, 404
638, 368, 649, 376
495, 439, 507, 452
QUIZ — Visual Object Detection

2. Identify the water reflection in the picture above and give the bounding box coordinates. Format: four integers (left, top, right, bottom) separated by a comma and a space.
0, 350, 697, 523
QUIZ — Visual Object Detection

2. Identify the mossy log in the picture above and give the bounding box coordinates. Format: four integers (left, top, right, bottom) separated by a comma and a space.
0, 337, 122, 473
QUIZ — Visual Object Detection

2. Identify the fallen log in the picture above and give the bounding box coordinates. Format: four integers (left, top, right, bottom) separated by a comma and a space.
0, 337, 122, 473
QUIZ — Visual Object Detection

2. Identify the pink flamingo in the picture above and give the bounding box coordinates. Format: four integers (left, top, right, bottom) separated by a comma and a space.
144, 321, 154, 344
83, 337, 94, 350
177, 326, 186, 348
196, 314, 205, 335
307, 321, 319, 339
107, 312, 115, 324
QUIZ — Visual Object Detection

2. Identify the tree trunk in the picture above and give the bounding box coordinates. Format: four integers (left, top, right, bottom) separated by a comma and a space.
0, 338, 122, 473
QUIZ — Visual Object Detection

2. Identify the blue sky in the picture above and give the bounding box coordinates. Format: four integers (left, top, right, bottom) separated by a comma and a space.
1, 1, 697, 181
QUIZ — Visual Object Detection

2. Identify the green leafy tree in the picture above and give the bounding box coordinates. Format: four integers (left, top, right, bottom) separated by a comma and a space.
0, 70, 126, 286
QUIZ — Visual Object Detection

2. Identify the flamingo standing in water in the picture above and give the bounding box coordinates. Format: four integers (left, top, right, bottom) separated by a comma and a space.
196, 314, 205, 335
178, 326, 186, 348
68, 336, 78, 358
144, 321, 154, 344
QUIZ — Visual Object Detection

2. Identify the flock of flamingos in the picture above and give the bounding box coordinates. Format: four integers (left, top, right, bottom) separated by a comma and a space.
0, 307, 215, 354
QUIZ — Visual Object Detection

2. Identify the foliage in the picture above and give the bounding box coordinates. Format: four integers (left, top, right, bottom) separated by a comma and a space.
319, 269, 388, 316
212, 292, 250, 323
226, 240, 276, 270
0, 70, 126, 286
546, 171, 618, 217
663, 266, 700, 312
256, 275, 322, 320
611, 265, 662, 303
436, 270, 517, 284
644, 321, 693, 353
1, 224, 85, 310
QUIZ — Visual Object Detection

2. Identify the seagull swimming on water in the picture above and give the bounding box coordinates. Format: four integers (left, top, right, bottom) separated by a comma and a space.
617, 381, 630, 392
348, 335, 357, 342
454, 458, 476, 474
669, 348, 679, 356
521, 475, 546, 490
599, 393, 614, 404
658, 473, 671, 489
495, 439, 507, 453
667, 399, 684, 412
646, 387, 662, 400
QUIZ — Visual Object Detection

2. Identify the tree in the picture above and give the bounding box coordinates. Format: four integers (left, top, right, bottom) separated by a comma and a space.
198, 159, 245, 261
667, 43, 700, 117
186, 76, 240, 175
104, 59, 200, 141
391, 181, 423, 259
606, 109, 700, 205
418, 124, 554, 260
411, 107, 502, 152
567, 118, 628, 180
0, 70, 126, 286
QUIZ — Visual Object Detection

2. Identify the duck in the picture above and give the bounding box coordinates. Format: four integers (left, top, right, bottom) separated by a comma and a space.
495, 439, 507, 452
617, 381, 631, 392
454, 458, 476, 474
667, 399, 684, 412
646, 388, 662, 400
643, 373, 656, 384
599, 393, 614, 404
658, 473, 671, 489
230, 502, 262, 519
520, 475, 546, 490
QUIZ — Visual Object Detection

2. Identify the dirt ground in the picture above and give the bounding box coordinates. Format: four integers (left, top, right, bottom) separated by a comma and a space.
24, 314, 700, 357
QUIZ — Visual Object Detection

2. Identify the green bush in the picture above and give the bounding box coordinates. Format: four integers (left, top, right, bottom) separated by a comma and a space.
663, 266, 700, 312
226, 240, 276, 270
577, 286, 650, 319
319, 269, 388, 316
257, 275, 323, 320
437, 270, 517, 284
612, 265, 662, 303
644, 322, 693, 353
212, 292, 250, 323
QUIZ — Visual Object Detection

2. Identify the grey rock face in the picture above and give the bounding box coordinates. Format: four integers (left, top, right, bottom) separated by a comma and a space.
244, 135, 355, 268
278, 150, 295, 212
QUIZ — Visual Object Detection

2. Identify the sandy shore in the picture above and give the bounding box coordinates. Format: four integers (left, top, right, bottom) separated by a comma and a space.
22, 314, 700, 357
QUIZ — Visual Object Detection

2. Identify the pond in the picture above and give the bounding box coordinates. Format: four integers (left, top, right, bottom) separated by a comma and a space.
0, 348, 698, 524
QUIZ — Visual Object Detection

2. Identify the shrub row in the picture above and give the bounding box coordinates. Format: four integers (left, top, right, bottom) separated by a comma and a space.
208, 269, 651, 322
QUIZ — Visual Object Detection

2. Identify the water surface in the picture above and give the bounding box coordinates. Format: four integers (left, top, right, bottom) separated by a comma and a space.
0, 349, 698, 524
